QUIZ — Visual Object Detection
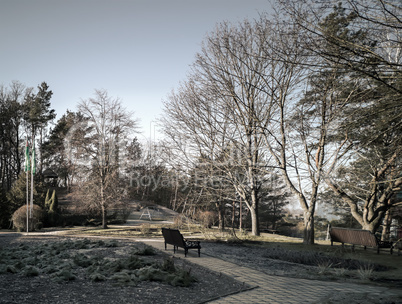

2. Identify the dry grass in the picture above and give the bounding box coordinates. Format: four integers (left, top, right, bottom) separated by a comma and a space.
247, 233, 402, 283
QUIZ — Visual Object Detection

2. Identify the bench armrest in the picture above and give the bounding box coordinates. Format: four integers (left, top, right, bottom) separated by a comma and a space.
378, 240, 393, 248
184, 240, 200, 247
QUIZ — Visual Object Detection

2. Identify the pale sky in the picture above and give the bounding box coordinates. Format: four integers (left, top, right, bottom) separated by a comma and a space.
1, 0, 272, 141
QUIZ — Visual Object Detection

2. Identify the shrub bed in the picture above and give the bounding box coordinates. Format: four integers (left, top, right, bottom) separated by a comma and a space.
0, 238, 195, 287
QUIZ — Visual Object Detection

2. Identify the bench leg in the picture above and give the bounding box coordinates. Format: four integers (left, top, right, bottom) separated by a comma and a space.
198, 248, 200, 257
184, 248, 188, 257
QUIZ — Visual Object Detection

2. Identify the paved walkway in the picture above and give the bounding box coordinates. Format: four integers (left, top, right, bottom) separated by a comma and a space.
140, 238, 402, 304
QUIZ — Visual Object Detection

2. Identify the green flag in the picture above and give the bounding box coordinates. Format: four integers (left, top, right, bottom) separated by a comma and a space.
24, 141, 30, 172
31, 143, 36, 175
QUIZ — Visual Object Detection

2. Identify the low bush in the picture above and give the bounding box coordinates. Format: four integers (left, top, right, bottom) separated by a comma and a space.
196, 211, 216, 228
12, 204, 44, 232
357, 264, 375, 281
131, 246, 156, 256
140, 223, 151, 235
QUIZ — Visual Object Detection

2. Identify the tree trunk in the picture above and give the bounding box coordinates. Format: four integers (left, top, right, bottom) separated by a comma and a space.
102, 204, 107, 229
381, 208, 392, 241
215, 201, 225, 231
100, 179, 108, 229
239, 199, 243, 231
250, 204, 260, 236
232, 201, 236, 229
303, 211, 314, 245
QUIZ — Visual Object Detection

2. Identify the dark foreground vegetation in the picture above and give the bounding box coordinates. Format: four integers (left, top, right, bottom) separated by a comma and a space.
50, 226, 402, 287
0, 234, 249, 304
0, 238, 194, 286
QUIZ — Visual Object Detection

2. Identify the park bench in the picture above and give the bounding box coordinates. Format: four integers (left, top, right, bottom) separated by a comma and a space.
329, 227, 393, 254
161, 228, 201, 257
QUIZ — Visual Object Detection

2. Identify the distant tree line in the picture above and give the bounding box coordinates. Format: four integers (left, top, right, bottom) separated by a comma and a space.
0, 81, 54, 228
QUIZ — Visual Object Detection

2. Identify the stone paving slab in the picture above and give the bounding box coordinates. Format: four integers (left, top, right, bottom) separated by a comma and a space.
140, 238, 402, 304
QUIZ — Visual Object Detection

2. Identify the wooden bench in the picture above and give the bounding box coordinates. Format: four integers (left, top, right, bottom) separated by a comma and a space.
161, 228, 201, 257
330, 227, 393, 254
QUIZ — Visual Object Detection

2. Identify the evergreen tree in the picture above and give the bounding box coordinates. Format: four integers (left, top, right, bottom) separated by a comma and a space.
41, 111, 84, 190
23, 82, 55, 175
259, 174, 291, 231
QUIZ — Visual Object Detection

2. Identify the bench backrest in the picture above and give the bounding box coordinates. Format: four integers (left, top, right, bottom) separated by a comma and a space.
162, 228, 186, 247
330, 227, 378, 247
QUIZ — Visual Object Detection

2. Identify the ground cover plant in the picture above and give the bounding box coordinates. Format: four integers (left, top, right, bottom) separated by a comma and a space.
0, 238, 195, 286
0, 235, 249, 304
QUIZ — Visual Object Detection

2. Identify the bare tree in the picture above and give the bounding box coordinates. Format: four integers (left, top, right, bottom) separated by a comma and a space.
247, 15, 331, 244
77, 89, 138, 228
277, 0, 402, 234
162, 18, 289, 236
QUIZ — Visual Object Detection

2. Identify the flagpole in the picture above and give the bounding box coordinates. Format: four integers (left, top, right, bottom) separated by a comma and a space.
25, 139, 30, 233
30, 159, 34, 229
26, 162, 29, 233
30, 140, 35, 231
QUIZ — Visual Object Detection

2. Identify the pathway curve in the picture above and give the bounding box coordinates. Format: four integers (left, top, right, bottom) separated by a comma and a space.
140, 238, 402, 304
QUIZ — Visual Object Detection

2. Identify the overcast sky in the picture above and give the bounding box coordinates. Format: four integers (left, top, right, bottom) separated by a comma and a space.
1, 0, 272, 140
